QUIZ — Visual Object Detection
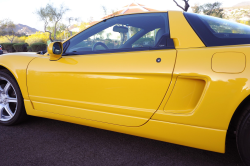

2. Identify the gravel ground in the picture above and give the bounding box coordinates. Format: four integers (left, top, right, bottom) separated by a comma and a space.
0, 116, 243, 166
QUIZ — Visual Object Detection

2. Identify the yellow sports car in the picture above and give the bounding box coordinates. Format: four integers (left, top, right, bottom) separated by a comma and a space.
0, 11, 250, 165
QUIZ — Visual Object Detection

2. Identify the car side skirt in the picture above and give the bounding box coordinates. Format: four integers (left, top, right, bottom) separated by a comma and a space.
24, 99, 226, 153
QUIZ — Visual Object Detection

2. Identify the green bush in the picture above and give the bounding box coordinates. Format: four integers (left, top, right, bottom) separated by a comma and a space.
13, 43, 28, 52
0, 43, 9, 50
2, 43, 17, 52
0, 43, 4, 49
30, 42, 47, 52
27, 46, 32, 52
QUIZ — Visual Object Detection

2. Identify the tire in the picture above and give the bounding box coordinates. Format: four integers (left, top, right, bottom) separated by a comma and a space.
236, 105, 250, 166
0, 69, 27, 125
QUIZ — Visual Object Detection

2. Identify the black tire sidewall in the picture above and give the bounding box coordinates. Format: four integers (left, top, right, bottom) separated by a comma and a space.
237, 111, 250, 166
0, 70, 25, 125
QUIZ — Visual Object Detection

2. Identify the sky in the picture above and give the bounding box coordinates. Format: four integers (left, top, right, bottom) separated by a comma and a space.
0, 0, 249, 31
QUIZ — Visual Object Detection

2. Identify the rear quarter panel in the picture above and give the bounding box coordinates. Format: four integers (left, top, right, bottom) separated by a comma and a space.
152, 45, 250, 131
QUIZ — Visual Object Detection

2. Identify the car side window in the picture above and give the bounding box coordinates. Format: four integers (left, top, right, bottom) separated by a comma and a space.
198, 14, 250, 38
184, 12, 250, 47
132, 28, 164, 48
67, 25, 142, 52
64, 13, 170, 55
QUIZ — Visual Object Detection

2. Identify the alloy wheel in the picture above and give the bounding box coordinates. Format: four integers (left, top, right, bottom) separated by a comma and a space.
0, 77, 18, 121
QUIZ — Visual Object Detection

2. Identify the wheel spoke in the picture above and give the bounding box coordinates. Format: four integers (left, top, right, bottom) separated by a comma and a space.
4, 104, 13, 117
0, 105, 4, 118
3, 82, 11, 94
0, 86, 3, 92
6, 97, 17, 103
0, 77, 19, 122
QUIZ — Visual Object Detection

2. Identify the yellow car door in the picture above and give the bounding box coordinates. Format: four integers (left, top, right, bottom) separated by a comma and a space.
27, 13, 177, 126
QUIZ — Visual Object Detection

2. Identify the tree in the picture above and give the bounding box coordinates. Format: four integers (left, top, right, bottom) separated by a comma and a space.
191, 4, 200, 13
47, 3, 69, 40
102, 6, 107, 16
66, 17, 78, 36
47, 23, 67, 39
226, 9, 250, 23
192, 2, 224, 18
35, 6, 53, 41
106, 33, 111, 39
78, 22, 89, 31
96, 31, 104, 40
57, 23, 67, 33
0, 20, 7, 36
0, 19, 16, 43
173, 0, 190, 12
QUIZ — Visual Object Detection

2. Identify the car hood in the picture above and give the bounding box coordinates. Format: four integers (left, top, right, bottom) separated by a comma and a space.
1, 52, 42, 57
0, 52, 44, 72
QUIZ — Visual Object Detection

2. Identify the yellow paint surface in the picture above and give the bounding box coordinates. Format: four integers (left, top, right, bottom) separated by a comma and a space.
212, 52, 246, 73
27, 50, 177, 126
164, 77, 206, 114
24, 99, 226, 153
168, 11, 205, 48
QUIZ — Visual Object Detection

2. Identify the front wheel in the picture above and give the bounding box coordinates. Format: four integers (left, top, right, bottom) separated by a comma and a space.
0, 70, 27, 125
236, 107, 250, 166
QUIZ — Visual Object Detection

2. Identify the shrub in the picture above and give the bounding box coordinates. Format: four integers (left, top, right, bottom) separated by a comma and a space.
30, 42, 47, 52
13, 43, 28, 52
0, 43, 5, 49
26, 37, 43, 46
25, 32, 49, 45
2, 43, 17, 52
0, 43, 10, 50
27, 46, 32, 52
17, 36, 27, 43
0, 36, 19, 43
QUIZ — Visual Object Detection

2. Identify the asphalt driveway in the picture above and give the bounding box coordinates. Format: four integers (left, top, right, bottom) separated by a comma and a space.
0, 116, 243, 166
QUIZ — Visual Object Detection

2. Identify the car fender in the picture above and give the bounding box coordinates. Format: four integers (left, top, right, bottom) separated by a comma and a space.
0, 52, 39, 99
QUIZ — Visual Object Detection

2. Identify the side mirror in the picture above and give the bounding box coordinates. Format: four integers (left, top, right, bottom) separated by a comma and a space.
48, 42, 63, 61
